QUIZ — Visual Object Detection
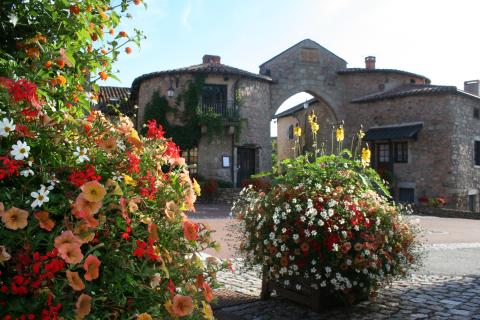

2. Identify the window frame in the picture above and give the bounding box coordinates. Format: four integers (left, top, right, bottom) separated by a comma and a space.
377, 143, 390, 163
475, 140, 480, 166
181, 147, 198, 175
398, 187, 415, 203
394, 141, 409, 163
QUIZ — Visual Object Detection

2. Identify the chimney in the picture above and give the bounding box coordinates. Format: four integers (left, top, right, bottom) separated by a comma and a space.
464, 80, 480, 96
202, 54, 221, 64
365, 56, 376, 70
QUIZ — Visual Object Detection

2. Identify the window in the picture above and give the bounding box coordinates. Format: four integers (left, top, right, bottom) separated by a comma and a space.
475, 141, 480, 166
474, 108, 480, 119
202, 84, 227, 105
181, 147, 198, 175
377, 143, 390, 163
394, 142, 408, 163
468, 194, 477, 212
399, 188, 415, 203
287, 125, 294, 140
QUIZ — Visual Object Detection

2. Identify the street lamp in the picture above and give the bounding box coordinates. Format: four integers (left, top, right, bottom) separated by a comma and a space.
167, 78, 175, 98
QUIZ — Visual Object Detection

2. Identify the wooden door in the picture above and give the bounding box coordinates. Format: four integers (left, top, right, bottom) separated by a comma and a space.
237, 147, 256, 187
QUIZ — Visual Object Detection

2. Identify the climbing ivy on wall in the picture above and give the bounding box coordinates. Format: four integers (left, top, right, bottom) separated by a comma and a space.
142, 74, 242, 149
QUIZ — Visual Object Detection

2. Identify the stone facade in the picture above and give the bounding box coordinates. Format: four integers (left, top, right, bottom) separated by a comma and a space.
269, 39, 480, 211
131, 56, 272, 187
129, 39, 480, 211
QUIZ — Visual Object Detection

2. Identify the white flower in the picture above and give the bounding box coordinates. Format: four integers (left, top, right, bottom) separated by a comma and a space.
20, 169, 34, 177
74, 147, 90, 163
10, 140, 30, 160
292, 234, 299, 241
295, 284, 302, 290
31, 184, 50, 208
0, 118, 16, 137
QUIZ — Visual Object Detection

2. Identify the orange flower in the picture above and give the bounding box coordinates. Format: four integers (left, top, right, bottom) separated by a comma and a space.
58, 243, 83, 264
81, 181, 106, 203
1, 207, 29, 230
25, 47, 40, 59
91, 33, 98, 41
56, 74, 67, 86
76, 84, 84, 92
75, 294, 92, 319
74, 221, 95, 243
137, 313, 152, 320
202, 282, 214, 302
118, 31, 127, 38
87, 44, 93, 53
300, 242, 310, 253
81, 212, 99, 228
99, 10, 108, 20
34, 211, 55, 231
72, 193, 102, 217
44, 60, 52, 69
172, 295, 194, 317
148, 223, 159, 242
84, 254, 101, 281
109, 28, 115, 36
101, 48, 107, 55
54, 230, 83, 249
66, 270, 85, 291
125, 47, 132, 54
183, 220, 199, 241
55, 58, 65, 69
134, 0, 142, 4
98, 71, 108, 81
98, 136, 117, 152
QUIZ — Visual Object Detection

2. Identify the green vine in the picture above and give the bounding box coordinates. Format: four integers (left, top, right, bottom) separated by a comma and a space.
142, 74, 242, 149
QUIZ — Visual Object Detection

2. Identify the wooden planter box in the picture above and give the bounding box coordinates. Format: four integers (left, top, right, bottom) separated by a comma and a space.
261, 276, 367, 312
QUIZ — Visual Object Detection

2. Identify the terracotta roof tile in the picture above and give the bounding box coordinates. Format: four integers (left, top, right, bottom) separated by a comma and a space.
338, 68, 430, 83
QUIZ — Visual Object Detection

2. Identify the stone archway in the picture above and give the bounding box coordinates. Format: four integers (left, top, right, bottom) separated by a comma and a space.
260, 39, 347, 122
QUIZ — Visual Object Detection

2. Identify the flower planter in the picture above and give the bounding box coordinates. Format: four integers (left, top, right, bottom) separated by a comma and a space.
260, 275, 367, 311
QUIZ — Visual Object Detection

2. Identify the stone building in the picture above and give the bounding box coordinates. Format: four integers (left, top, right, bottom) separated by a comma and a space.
271, 40, 480, 211
130, 55, 273, 187
128, 39, 480, 211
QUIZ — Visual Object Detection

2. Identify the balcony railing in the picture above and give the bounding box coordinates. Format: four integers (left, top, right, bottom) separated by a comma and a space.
197, 100, 239, 121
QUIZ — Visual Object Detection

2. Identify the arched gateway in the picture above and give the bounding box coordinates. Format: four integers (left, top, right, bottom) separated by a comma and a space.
260, 39, 346, 121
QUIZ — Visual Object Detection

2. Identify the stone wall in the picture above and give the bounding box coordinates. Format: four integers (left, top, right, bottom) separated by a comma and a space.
236, 78, 272, 179
344, 95, 456, 206
197, 188, 242, 205
450, 94, 480, 210
414, 205, 480, 220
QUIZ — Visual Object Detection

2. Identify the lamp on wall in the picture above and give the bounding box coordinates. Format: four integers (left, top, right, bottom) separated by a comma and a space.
303, 99, 309, 109
167, 78, 175, 98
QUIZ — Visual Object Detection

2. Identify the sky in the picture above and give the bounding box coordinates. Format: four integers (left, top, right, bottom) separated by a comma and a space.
110, 0, 480, 134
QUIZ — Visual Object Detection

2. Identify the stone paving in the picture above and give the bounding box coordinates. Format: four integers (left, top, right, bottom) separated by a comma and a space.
215, 260, 480, 319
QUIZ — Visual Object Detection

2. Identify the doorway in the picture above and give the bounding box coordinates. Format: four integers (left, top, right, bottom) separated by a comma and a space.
237, 147, 256, 187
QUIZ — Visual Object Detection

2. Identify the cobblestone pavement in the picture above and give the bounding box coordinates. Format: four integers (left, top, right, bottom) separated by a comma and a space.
215, 260, 480, 319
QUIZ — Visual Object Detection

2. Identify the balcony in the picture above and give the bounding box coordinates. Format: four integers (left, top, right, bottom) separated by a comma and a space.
197, 100, 239, 121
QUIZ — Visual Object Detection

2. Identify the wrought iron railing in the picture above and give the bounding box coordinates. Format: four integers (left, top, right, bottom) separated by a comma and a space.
197, 100, 239, 120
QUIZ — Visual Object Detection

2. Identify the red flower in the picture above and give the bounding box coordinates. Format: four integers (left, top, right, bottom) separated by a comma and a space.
127, 152, 140, 174
324, 234, 340, 251
68, 164, 102, 187
146, 120, 165, 139
164, 141, 180, 158
6, 79, 42, 107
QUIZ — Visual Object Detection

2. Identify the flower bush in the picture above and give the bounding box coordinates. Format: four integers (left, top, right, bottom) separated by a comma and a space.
0, 1, 225, 319
233, 117, 421, 305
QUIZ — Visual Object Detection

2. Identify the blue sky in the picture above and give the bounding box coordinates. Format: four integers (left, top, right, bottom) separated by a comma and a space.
110, 0, 480, 117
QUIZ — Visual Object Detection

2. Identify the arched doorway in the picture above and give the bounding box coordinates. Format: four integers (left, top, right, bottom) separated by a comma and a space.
273, 91, 337, 161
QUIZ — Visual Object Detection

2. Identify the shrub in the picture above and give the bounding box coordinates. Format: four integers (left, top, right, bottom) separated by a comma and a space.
0, 1, 225, 319
202, 179, 219, 200
233, 154, 421, 305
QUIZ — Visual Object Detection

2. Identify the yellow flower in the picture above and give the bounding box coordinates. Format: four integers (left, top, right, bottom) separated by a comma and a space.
137, 313, 153, 320
336, 125, 344, 142
192, 178, 201, 197
361, 147, 371, 167
123, 174, 137, 186
293, 125, 302, 137
358, 129, 365, 139
308, 113, 319, 134
202, 301, 214, 320
2, 207, 29, 230
81, 181, 106, 203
